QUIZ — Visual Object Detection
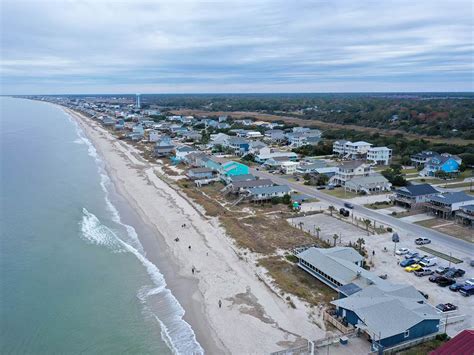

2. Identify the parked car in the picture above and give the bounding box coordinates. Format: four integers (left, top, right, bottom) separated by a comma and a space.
419, 257, 437, 267
429, 275, 443, 283
435, 266, 449, 275
465, 278, 474, 286
405, 251, 420, 259
339, 208, 349, 217
327, 186, 334, 190
344, 202, 354, 209
437, 277, 456, 287
316, 186, 326, 190
405, 264, 423, 272
415, 237, 431, 245
436, 303, 457, 312
396, 248, 410, 255
414, 269, 434, 277
400, 258, 417, 267
459, 285, 474, 297
444, 268, 466, 279
449, 282, 465, 292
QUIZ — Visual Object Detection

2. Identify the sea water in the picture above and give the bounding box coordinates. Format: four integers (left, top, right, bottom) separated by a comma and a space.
0, 97, 203, 354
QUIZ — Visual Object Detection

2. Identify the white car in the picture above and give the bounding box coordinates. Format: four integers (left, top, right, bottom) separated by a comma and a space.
396, 248, 410, 255
419, 257, 437, 267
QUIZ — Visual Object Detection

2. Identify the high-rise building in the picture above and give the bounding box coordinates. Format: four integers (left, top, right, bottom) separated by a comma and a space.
136, 93, 141, 108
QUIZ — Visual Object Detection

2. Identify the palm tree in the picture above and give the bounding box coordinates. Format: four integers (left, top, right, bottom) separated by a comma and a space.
328, 205, 335, 216
315, 227, 321, 239
363, 219, 371, 235
333, 234, 339, 246
356, 238, 365, 252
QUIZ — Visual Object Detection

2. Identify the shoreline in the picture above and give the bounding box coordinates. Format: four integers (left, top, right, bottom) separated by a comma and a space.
63, 106, 323, 354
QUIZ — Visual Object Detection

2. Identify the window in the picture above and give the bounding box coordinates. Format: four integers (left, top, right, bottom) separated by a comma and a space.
404, 330, 409, 338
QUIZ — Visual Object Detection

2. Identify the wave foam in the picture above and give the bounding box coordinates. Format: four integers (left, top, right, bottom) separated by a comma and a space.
80, 209, 204, 355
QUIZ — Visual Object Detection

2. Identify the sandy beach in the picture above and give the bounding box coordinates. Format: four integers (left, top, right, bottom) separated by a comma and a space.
64, 108, 324, 354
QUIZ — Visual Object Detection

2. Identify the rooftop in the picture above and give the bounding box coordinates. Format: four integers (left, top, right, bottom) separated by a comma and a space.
396, 184, 439, 197
248, 185, 291, 195
429, 191, 474, 205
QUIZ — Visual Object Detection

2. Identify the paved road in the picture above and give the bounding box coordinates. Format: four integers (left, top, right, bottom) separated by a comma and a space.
251, 168, 473, 257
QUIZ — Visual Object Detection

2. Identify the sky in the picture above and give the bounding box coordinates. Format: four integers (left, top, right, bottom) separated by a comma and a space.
1, 0, 473, 94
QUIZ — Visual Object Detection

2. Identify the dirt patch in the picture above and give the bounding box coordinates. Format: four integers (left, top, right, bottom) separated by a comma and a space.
226, 287, 274, 324
415, 219, 473, 243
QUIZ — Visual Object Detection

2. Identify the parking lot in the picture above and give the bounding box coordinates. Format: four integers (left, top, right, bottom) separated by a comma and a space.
289, 212, 474, 336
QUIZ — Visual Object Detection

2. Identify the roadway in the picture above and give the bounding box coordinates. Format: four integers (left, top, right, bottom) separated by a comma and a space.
251, 168, 473, 258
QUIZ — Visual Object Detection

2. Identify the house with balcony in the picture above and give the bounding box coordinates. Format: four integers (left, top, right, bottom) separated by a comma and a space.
421, 155, 461, 177
330, 160, 373, 186
425, 191, 474, 219
392, 184, 439, 209
410, 151, 440, 167
247, 185, 291, 201
224, 137, 250, 155
367, 147, 392, 165
455, 205, 474, 227
255, 147, 298, 164
333, 140, 350, 155
344, 174, 391, 194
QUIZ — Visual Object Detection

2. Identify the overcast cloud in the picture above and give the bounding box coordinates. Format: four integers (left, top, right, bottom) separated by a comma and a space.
1, 0, 473, 94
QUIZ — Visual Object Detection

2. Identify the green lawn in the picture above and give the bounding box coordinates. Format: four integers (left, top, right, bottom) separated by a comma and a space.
322, 188, 359, 199
443, 182, 473, 189
364, 201, 393, 210
401, 168, 418, 174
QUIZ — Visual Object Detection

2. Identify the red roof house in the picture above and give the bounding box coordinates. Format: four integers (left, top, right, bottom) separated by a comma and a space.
430, 329, 474, 355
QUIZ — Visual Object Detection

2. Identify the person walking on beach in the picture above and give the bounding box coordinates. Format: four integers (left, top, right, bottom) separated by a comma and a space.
192, 267, 195, 274
188, 245, 191, 251
218, 300, 222, 308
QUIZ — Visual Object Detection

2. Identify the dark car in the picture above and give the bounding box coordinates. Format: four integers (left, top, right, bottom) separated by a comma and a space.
344, 202, 354, 209
414, 269, 434, 277
459, 285, 474, 297
415, 237, 431, 245
436, 303, 457, 312
400, 258, 417, 267
435, 266, 449, 275
437, 277, 456, 287
339, 208, 350, 217
449, 283, 465, 292
444, 268, 465, 279
454, 269, 466, 277
429, 275, 443, 283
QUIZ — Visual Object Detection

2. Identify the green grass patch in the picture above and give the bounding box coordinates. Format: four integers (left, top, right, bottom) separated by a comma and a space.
364, 201, 393, 210
321, 188, 359, 199
417, 246, 463, 264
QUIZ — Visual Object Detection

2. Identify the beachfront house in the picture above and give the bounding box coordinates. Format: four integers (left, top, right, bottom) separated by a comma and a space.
297, 247, 440, 352
333, 140, 372, 160
255, 147, 298, 164
175, 146, 197, 160
280, 161, 300, 175
221, 161, 250, 177
248, 185, 291, 201
224, 137, 250, 155
149, 130, 160, 142
186, 167, 215, 180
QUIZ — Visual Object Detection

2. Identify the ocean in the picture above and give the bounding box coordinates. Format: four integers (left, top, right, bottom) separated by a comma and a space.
0, 97, 203, 354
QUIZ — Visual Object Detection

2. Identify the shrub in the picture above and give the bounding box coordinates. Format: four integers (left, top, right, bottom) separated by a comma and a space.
386, 227, 393, 232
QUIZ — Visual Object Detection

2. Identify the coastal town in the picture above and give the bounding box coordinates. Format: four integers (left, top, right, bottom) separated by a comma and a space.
38, 94, 473, 354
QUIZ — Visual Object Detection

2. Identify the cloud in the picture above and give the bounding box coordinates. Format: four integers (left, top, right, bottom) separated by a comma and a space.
0, 0, 473, 94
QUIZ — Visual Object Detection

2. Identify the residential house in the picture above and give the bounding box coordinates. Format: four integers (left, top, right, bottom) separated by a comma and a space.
345, 141, 372, 159
115, 119, 125, 130
224, 137, 250, 155
183, 152, 209, 167
425, 191, 474, 219
367, 147, 392, 165
218, 115, 228, 122
410, 151, 439, 167
255, 147, 298, 163
344, 174, 392, 194
181, 130, 202, 142
264, 129, 286, 143
330, 161, 372, 186
281, 161, 300, 175
392, 184, 439, 209
248, 141, 268, 155
286, 130, 322, 148
217, 122, 231, 129
430, 329, 474, 355
421, 155, 461, 177
175, 146, 197, 160
228, 174, 256, 184
263, 156, 294, 169
333, 140, 350, 155
297, 247, 440, 352
186, 167, 215, 180
221, 161, 250, 177
296, 160, 327, 174
244, 131, 263, 139
154, 136, 175, 157
149, 130, 160, 142
248, 185, 291, 201
209, 133, 230, 147
102, 117, 115, 126
229, 179, 274, 194
455, 205, 474, 228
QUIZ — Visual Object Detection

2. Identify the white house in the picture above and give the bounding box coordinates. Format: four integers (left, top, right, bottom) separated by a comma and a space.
281, 161, 299, 175
149, 130, 160, 142
367, 147, 392, 165
330, 160, 373, 186
175, 146, 197, 160
333, 140, 350, 155
333, 140, 372, 159
256, 147, 298, 163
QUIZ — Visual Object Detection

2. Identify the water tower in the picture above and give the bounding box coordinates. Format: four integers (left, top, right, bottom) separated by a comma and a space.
136, 93, 141, 109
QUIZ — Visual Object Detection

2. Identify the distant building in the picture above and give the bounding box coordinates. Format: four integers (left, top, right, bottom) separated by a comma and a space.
330, 160, 372, 186
136, 93, 141, 109
421, 155, 461, 177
